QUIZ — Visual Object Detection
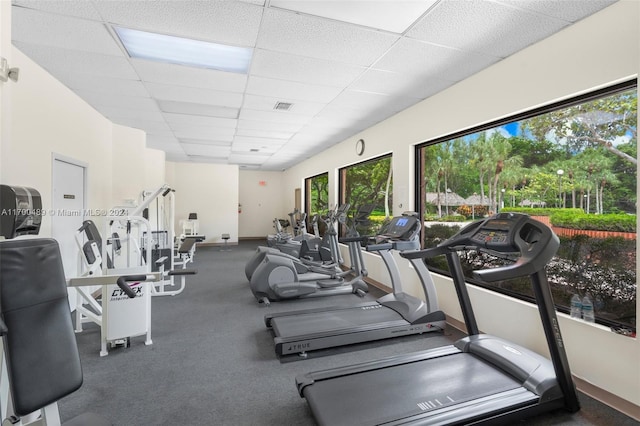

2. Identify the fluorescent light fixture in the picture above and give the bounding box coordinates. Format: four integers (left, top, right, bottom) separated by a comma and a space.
114, 27, 252, 74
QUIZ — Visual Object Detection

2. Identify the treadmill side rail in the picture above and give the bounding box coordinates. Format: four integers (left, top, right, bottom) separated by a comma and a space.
456, 335, 563, 402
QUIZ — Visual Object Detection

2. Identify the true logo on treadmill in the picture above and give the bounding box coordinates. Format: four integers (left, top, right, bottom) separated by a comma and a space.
503, 345, 522, 356
361, 305, 382, 310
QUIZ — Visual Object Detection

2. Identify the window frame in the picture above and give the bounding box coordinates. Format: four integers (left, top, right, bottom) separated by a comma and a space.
414, 79, 637, 329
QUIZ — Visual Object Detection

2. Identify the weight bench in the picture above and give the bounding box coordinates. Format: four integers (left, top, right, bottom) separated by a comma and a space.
0, 238, 111, 425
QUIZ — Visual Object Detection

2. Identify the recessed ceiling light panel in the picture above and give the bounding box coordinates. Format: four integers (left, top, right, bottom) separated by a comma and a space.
114, 26, 253, 74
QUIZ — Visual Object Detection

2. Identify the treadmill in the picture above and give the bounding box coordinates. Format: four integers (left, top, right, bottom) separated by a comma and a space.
296, 212, 580, 425
265, 212, 446, 357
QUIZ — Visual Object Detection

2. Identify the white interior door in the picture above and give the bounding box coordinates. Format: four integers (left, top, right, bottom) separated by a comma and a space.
52, 158, 86, 308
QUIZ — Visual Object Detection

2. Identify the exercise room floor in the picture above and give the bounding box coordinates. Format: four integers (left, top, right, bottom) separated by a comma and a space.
62, 241, 638, 425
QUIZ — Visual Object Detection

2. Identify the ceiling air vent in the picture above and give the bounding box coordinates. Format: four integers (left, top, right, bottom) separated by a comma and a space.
274, 101, 293, 111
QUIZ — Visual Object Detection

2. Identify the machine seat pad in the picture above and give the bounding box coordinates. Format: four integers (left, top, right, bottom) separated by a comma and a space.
0, 239, 83, 416
64, 412, 112, 426
178, 238, 197, 253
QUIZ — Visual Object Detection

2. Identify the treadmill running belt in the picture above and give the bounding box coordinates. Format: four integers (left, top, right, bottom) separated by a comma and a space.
272, 305, 404, 337
303, 352, 530, 426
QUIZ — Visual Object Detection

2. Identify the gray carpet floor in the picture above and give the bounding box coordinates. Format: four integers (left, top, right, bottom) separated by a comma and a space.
60, 241, 638, 425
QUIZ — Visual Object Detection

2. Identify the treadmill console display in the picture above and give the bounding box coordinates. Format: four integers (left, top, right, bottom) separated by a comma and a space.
379, 214, 419, 241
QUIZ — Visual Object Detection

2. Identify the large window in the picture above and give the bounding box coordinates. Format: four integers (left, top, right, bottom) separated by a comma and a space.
416, 81, 637, 332
339, 154, 393, 236
304, 172, 329, 234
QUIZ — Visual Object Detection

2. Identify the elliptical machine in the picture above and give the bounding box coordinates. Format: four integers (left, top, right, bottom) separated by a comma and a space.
245, 204, 349, 281
249, 205, 370, 305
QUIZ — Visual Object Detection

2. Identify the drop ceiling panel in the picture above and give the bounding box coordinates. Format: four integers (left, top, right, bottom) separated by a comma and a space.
12, 7, 122, 55
157, 100, 239, 119
113, 118, 171, 134
13, 0, 103, 20
132, 59, 247, 92
172, 125, 236, 141
406, 0, 570, 58
350, 68, 454, 99
13, 42, 139, 80
497, 0, 617, 22
246, 76, 342, 103
239, 109, 313, 125
251, 49, 366, 87
228, 153, 270, 164
146, 82, 244, 107
163, 113, 237, 128
11, 1, 614, 170
235, 128, 294, 140
270, 0, 438, 33
243, 94, 327, 116
181, 143, 231, 157
57, 73, 149, 98
93, 0, 263, 47
74, 90, 158, 110
373, 38, 500, 83
100, 106, 165, 122
232, 136, 288, 148
258, 8, 399, 66
237, 119, 304, 133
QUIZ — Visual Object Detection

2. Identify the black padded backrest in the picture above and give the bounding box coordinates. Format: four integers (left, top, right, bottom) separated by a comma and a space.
0, 238, 83, 416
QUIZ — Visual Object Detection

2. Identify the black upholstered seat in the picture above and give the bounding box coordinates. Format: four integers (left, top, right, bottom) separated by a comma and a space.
0, 238, 110, 425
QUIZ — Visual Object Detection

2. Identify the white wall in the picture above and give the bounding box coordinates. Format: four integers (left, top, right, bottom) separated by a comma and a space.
111, 124, 166, 205
284, 0, 640, 412
238, 170, 285, 238
4, 48, 114, 236
166, 161, 239, 244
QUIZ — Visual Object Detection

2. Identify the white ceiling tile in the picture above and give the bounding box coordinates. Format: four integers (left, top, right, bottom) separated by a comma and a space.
93, 0, 263, 47
237, 119, 304, 133
131, 59, 247, 92
13, 42, 138, 79
146, 82, 244, 107
406, 0, 570, 58
75, 90, 158, 110
243, 94, 327, 116
12, 7, 122, 55
100, 106, 165, 122
235, 128, 294, 140
246, 76, 342, 103
270, 0, 438, 33
11, 0, 613, 170
13, 0, 103, 20
497, 0, 616, 23
350, 68, 454, 99
373, 38, 500, 83
258, 8, 399, 66
232, 136, 288, 148
147, 133, 180, 145
112, 118, 171, 134
157, 100, 239, 119
251, 49, 366, 87
172, 125, 236, 141
59, 73, 149, 97
178, 138, 232, 146
239, 109, 313, 125
181, 143, 231, 157
228, 153, 269, 164
163, 113, 237, 128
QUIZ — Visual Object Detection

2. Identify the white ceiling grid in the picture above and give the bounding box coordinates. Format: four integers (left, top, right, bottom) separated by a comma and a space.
11, 0, 617, 170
